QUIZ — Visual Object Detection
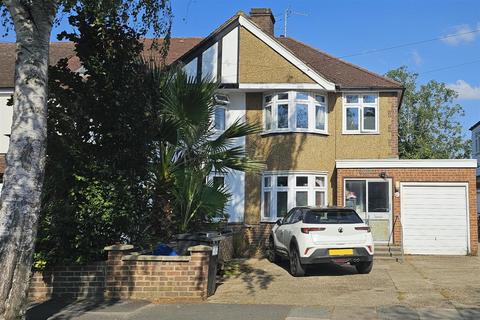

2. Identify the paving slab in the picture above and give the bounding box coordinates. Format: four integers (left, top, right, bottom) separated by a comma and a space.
286, 306, 332, 319
331, 306, 378, 319
377, 305, 419, 320
417, 307, 462, 320
457, 308, 480, 320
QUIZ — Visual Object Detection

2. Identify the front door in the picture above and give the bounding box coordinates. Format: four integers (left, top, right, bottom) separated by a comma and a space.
344, 179, 392, 243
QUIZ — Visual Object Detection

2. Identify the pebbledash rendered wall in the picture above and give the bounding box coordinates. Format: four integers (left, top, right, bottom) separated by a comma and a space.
336, 167, 478, 255
29, 245, 212, 301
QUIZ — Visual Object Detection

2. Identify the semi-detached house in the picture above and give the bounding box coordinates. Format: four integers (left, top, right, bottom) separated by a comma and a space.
0, 8, 477, 255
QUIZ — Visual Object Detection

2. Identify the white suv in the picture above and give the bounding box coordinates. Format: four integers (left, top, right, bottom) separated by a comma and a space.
267, 207, 374, 277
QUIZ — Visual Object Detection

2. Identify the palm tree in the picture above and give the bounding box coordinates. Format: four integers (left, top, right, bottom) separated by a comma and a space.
146, 67, 263, 235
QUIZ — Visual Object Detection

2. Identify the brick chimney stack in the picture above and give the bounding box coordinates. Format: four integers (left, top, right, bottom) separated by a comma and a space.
249, 8, 275, 36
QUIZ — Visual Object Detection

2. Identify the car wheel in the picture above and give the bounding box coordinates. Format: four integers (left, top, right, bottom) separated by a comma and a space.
267, 237, 280, 263
355, 261, 373, 274
289, 244, 306, 277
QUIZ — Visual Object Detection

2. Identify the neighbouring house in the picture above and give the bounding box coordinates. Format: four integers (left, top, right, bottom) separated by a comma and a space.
0, 8, 477, 255
469, 121, 480, 215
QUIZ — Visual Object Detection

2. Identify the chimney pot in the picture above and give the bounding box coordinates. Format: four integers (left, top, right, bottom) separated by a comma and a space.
249, 8, 275, 36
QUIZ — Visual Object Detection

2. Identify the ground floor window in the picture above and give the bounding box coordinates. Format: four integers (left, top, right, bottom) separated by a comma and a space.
262, 172, 327, 221
344, 178, 391, 219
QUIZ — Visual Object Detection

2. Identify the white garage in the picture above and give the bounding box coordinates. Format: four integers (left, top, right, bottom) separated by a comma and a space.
401, 183, 470, 255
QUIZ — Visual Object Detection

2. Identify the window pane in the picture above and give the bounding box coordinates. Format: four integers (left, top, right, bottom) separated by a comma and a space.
265, 106, 272, 130
277, 191, 288, 217
213, 176, 224, 188
315, 95, 325, 103
346, 95, 359, 103
345, 180, 366, 213
296, 92, 309, 100
214, 107, 225, 130
315, 176, 325, 187
277, 93, 289, 100
183, 58, 198, 79
363, 95, 376, 103
315, 191, 325, 207
277, 176, 288, 187
277, 104, 289, 128
264, 176, 271, 188
264, 192, 271, 217
368, 181, 389, 212
363, 107, 376, 130
304, 209, 363, 224
296, 176, 308, 187
265, 95, 272, 103
346, 107, 359, 131
296, 191, 308, 206
295, 104, 308, 129
202, 43, 218, 81
315, 105, 325, 130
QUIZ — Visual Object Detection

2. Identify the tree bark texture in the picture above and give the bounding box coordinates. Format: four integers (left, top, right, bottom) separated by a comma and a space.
0, 1, 55, 319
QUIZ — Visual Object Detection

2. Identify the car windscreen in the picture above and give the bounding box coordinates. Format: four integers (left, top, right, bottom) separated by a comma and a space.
303, 209, 363, 224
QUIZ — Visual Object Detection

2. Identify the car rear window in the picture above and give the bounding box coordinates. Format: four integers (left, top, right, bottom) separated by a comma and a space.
304, 209, 363, 224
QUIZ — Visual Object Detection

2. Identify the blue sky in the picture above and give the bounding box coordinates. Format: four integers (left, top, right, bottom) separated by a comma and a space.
1, 0, 479, 137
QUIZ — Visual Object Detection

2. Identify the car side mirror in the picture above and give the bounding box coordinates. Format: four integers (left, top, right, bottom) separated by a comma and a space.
275, 218, 283, 226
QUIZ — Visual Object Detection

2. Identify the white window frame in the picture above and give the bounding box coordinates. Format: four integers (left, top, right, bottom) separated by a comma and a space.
342, 93, 379, 134
261, 171, 328, 221
262, 91, 328, 135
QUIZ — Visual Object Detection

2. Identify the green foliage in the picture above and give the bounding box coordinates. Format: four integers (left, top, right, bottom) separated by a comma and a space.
37, 11, 159, 266
386, 66, 470, 159
36, 9, 262, 267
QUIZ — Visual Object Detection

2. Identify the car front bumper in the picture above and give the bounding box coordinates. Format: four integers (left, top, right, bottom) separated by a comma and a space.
300, 247, 373, 265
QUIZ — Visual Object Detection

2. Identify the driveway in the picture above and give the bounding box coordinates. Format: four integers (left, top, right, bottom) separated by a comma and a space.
209, 256, 480, 309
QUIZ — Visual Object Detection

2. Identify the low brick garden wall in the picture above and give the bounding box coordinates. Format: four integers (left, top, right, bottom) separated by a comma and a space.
29, 244, 212, 301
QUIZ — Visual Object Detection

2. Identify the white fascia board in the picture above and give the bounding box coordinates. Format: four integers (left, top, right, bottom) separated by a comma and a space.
336, 159, 478, 169
263, 170, 328, 175
0, 88, 14, 94
238, 83, 324, 90
238, 16, 336, 91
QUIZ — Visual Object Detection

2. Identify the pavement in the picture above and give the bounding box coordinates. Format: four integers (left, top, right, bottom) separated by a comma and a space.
26, 255, 480, 319
26, 300, 480, 319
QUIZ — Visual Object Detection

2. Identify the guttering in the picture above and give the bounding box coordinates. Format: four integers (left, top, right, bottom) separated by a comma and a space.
336, 159, 477, 169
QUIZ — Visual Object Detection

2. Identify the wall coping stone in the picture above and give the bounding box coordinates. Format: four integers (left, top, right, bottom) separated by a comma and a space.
122, 254, 191, 262
104, 244, 134, 251
188, 245, 212, 252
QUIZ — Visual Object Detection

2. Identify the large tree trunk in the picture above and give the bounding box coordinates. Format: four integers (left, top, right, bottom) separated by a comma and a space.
0, 1, 55, 319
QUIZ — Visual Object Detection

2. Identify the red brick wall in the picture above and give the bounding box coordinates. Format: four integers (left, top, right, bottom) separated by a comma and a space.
0, 154, 5, 176
29, 263, 106, 300
28, 245, 211, 301
336, 168, 478, 255
105, 247, 210, 300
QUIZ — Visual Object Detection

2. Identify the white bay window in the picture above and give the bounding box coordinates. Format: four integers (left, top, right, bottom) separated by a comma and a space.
262, 172, 328, 221
263, 91, 328, 134
343, 93, 379, 134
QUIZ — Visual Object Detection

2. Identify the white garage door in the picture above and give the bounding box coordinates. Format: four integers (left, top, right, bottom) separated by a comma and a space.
401, 183, 469, 255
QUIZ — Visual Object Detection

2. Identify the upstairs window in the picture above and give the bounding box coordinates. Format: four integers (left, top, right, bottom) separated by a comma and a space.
343, 93, 379, 134
213, 93, 229, 132
263, 91, 328, 134
214, 106, 226, 131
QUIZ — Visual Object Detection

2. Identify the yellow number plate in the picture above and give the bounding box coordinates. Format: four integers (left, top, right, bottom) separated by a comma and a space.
329, 249, 353, 256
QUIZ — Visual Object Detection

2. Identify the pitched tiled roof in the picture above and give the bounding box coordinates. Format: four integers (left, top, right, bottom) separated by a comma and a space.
276, 37, 402, 89
0, 42, 76, 88
0, 38, 202, 88
0, 35, 401, 90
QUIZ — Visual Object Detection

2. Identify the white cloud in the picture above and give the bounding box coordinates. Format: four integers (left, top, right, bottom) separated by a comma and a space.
447, 80, 480, 100
441, 23, 479, 46
411, 50, 422, 66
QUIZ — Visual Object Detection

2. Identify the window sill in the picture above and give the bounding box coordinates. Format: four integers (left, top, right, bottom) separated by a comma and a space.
261, 130, 329, 137
342, 131, 379, 135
